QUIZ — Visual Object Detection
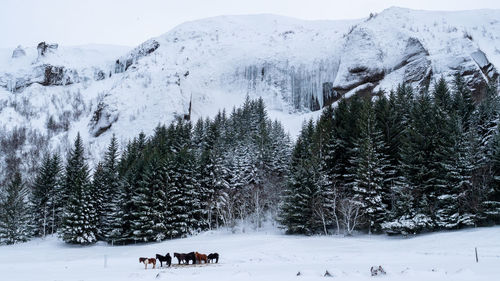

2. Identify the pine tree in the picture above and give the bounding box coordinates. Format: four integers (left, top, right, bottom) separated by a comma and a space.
60, 133, 98, 244
0, 172, 32, 244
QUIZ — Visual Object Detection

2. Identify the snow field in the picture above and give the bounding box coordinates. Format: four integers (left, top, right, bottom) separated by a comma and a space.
0, 226, 499, 281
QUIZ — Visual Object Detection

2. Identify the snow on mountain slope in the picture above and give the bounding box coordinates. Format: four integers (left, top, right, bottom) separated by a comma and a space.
0, 226, 499, 281
0, 8, 500, 170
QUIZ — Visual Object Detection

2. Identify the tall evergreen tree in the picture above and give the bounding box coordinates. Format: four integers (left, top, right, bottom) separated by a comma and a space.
60, 133, 98, 244
97, 135, 122, 242
0, 172, 31, 244
30, 153, 62, 237
348, 99, 389, 233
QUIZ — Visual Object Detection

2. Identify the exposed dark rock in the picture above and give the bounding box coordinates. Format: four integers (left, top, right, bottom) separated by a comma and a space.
94, 70, 106, 81
115, 60, 125, 73
37, 42, 58, 57
89, 102, 118, 137
42, 65, 77, 86
11, 46, 26, 58
125, 59, 133, 71
349, 66, 368, 73
332, 68, 385, 96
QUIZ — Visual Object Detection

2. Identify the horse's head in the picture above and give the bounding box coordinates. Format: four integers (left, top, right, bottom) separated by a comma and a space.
139, 257, 147, 263
173, 253, 179, 258
166, 253, 171, 257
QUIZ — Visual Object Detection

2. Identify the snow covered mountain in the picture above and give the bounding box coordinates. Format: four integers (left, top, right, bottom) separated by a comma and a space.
1, 7, 500, 167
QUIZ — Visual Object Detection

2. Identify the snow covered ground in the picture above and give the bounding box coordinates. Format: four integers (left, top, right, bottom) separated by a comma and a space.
1, 226, 499, 281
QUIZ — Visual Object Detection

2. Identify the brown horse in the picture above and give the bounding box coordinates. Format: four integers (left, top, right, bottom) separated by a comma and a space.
174, 252, 186, 264
139, 257, 156, 269
195, 252, 208, 264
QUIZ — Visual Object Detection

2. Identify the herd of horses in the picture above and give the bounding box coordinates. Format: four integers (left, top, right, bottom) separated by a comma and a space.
139, 252, 219, 269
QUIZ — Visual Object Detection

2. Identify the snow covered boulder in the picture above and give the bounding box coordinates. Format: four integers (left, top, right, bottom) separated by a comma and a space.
11, 45, 26, 58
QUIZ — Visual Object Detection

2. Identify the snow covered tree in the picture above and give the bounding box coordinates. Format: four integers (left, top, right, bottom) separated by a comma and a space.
95, 135, 123, 242
348, 98, 389, 233
0, 172, 32, 244
30, 153, 62, 237
60, 133, 98, 244
280, 120, 319, 234
130, 157, 168, 242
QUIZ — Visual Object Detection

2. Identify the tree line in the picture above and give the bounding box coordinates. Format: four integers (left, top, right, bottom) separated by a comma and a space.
1, 76, 500, 244
0, 98, 291, 244
280, 76, 500, 235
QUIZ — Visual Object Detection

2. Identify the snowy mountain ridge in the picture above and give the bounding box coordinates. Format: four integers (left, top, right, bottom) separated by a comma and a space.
1, 7, 500, 168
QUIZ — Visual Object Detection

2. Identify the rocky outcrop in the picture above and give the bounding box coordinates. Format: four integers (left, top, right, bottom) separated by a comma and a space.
332, 27, 386, 98
37, 42, 58, 58
88, 102, 118, 137
1, 64, 79, 92
41, 64, 78, 86
399, 38, 432, 91
114, 39, 160, 73
11, 45, 26, 58
471, 50, 499, 82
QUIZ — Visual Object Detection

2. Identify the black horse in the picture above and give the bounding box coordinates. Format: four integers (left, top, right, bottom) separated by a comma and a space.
185, 252, 196, 264
174, 252, 196, 265
156, 253, 172, 267
207, 253, 219, 263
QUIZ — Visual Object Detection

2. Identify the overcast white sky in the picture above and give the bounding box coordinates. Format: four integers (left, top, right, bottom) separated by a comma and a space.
1, 0, 499, 49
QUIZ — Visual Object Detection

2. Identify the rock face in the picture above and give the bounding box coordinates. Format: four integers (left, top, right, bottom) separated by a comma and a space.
471, 49, 499, 93
11, 45, 26, 58
399, 37, 432, 91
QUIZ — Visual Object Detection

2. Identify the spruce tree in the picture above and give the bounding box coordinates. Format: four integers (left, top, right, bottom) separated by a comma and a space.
348, 99, 389, 234
60, 133, 98, 244
98, 135, 122, 242
30, 153, 62, 237
0, 172, 31, 244
280, 120, 318, 234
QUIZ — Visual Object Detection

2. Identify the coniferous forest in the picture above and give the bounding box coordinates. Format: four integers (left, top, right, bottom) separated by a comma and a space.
1, 77, 500, 245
